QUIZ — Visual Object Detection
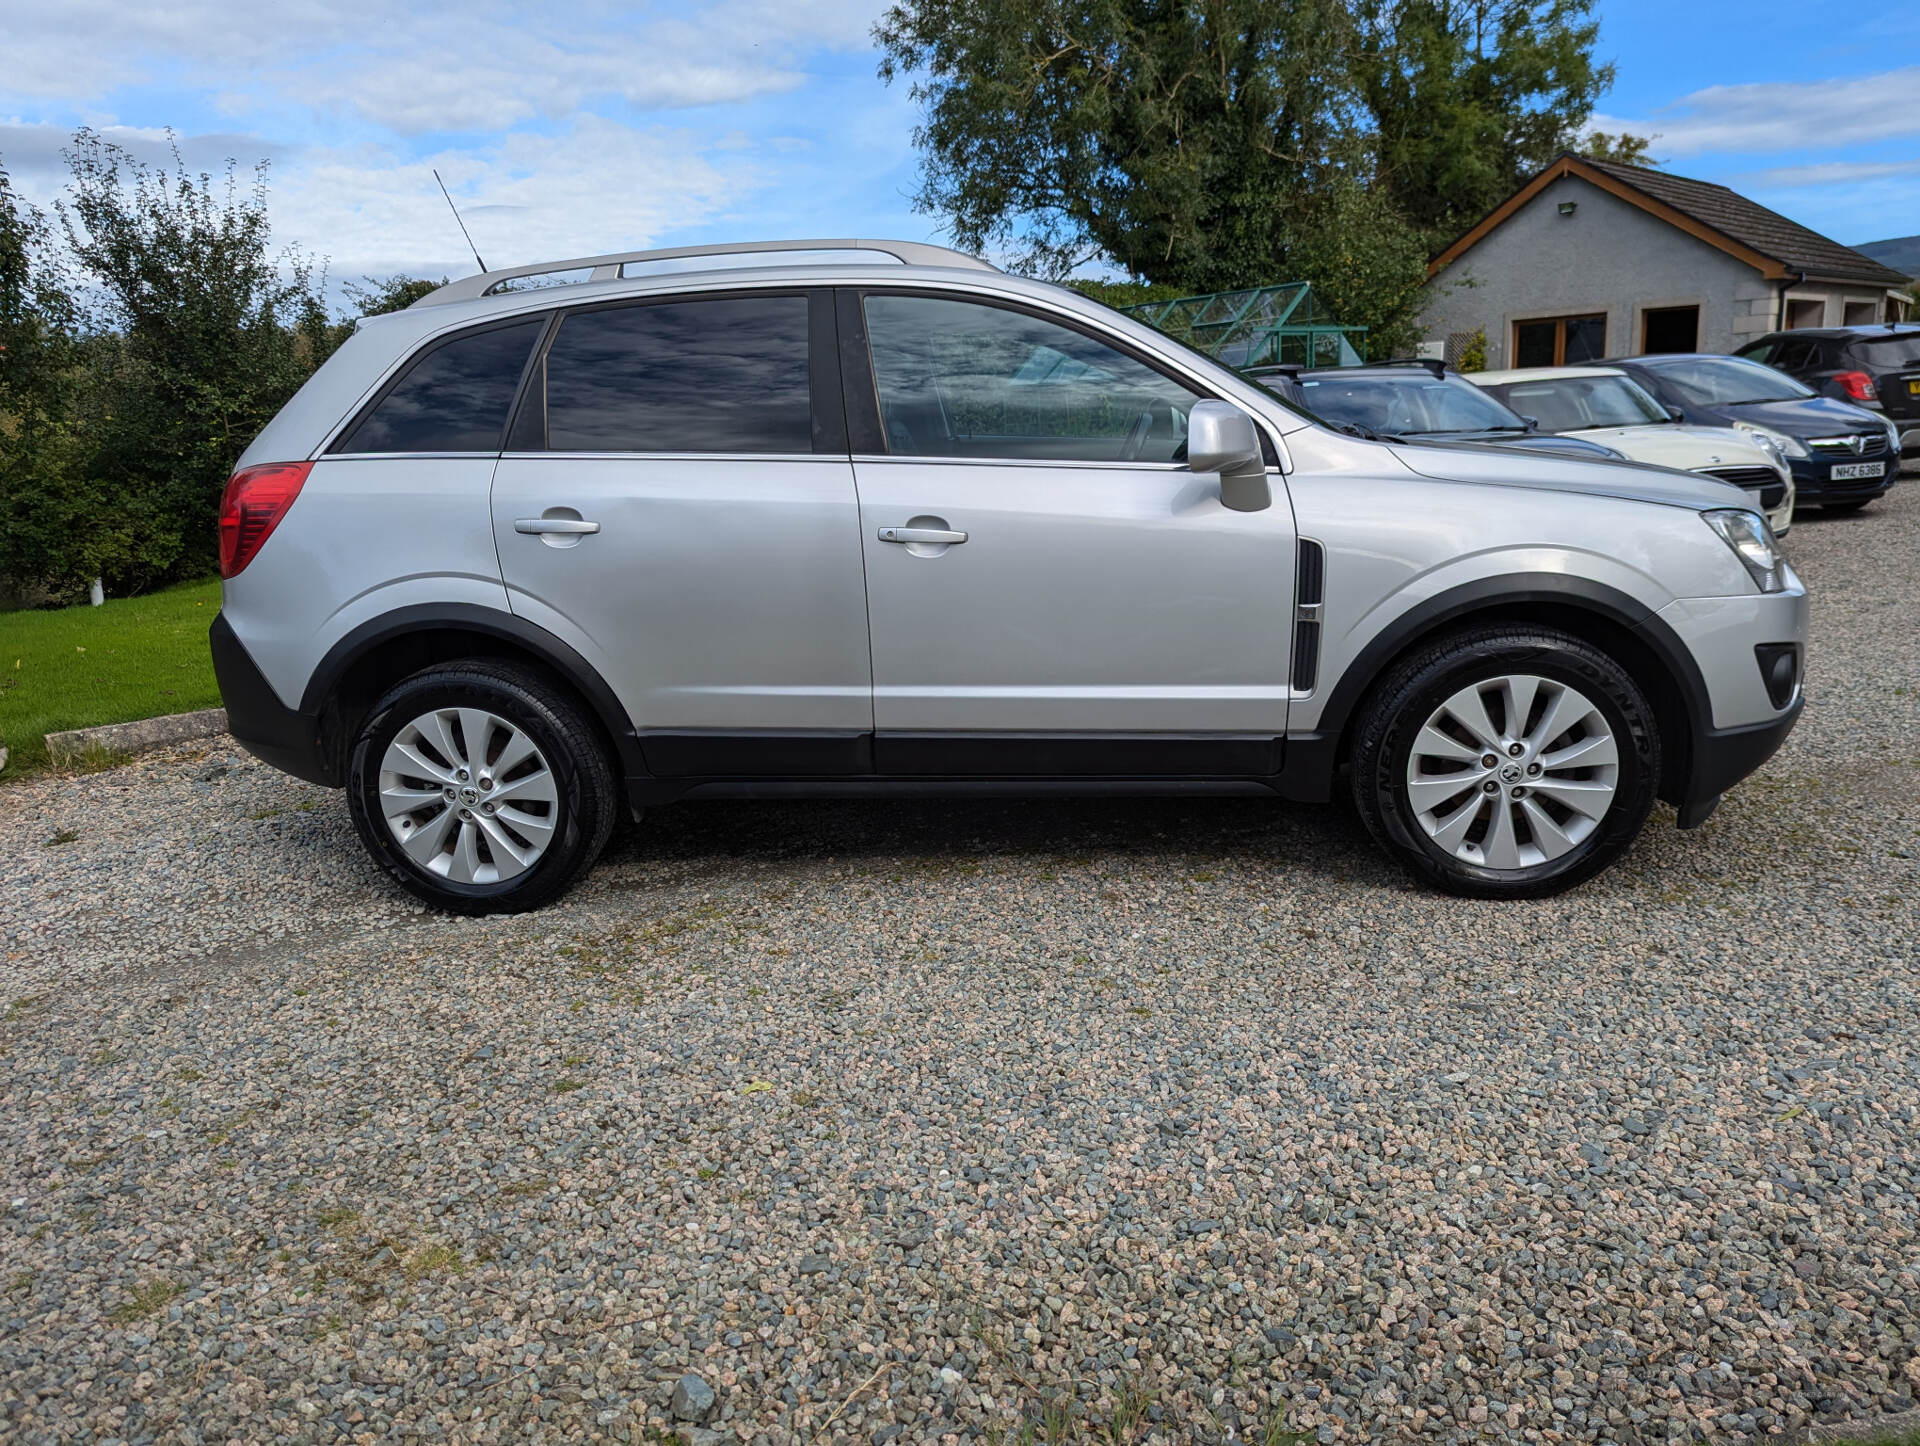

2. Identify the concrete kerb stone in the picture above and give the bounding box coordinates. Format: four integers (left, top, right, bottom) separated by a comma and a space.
44, 708, 230, 766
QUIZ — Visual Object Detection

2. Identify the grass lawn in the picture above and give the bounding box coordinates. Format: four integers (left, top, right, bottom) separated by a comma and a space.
0, 577, 223, 778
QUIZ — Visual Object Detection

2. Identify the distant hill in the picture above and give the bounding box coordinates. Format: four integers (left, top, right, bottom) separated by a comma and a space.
1855, 235, 1920, 279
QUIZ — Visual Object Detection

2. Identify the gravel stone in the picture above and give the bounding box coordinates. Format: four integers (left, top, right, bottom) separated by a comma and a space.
670, 1372, 717, 1422
3, 485, 1918, 1444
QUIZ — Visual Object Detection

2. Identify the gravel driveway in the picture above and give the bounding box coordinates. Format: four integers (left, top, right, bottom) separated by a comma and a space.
5, 488, 1918, 1446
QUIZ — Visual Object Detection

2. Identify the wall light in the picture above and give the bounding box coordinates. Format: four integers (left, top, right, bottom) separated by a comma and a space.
1558, 201, 1578, 217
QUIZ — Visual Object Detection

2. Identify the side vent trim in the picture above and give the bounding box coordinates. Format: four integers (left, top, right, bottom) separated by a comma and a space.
1292, 538, 1325, 693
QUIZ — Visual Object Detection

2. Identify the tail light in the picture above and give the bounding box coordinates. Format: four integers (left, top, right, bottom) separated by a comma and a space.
1833, 370, 1877, 402
218, 461, 313, 577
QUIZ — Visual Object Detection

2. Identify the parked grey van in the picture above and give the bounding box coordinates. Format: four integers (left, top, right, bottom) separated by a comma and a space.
212, 240, 1807, 911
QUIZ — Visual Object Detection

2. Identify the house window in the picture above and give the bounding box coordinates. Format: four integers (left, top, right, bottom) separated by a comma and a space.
1785, 297, 1824, 329
1641, 305, 1699, 354
1513, 313, 1606, 367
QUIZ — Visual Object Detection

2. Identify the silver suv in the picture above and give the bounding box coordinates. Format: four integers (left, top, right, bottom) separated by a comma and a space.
211, 239, 1808, 912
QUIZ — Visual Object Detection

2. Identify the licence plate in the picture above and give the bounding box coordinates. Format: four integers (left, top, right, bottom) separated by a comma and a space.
1909, 379, 1920, 396
1832, 461, 1884, 481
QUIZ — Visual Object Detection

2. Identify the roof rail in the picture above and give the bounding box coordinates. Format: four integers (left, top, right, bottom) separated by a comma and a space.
416, 238, 996, 307
1364, 356, 1448, 377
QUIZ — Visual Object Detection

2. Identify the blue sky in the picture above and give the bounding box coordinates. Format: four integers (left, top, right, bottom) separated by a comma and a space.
2, 0, 1916, 299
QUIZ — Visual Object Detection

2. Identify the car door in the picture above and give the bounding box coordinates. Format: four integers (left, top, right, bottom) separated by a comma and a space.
490, 288, 872, 775
842, 289, 1296, 775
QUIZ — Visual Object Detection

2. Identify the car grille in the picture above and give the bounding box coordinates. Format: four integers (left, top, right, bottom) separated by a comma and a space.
1700, 466, 1787, 509
1808, 432, 1889, 458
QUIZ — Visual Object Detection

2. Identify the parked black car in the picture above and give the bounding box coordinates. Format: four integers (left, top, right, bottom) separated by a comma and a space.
1604, 353, 1900, 512
1248, 361, 1625, 460
1733, 324, 1920, 461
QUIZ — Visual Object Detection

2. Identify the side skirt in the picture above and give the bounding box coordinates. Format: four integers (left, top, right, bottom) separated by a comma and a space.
625, 731, 1322, 807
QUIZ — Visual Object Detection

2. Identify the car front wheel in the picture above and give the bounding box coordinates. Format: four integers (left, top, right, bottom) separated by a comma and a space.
347, 660, 618, 914
1351, 627, 1661, 897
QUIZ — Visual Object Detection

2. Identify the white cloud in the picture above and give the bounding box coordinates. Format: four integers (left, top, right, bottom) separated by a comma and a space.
1, 114, 779, 285
0, 0, 914, 291
0, 121, 299, 180
1737, 158, 1920, 188
268, 116, 764, 281
1, 0, 885, 135
1591, 66, 1920, 157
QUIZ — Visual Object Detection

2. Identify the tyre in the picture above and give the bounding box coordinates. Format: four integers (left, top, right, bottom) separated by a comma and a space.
1821, 499, 1873, 514
346, 660, 618, 914
1350, 626, 1660, 898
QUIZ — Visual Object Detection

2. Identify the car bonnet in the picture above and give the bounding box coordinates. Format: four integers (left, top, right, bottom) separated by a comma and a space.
1703, 394, 1888, 437
1388, 441, 1752, 511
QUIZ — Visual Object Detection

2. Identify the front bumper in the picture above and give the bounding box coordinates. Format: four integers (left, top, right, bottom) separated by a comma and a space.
1651, 579, 1808, 822
1788, 452, 1899, 503
1678, 701, 1802, 826
210, 614, 335, 785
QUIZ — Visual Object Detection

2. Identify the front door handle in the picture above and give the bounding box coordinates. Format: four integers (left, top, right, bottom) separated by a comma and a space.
878, 526, 967, 545
515, 517, 600, 535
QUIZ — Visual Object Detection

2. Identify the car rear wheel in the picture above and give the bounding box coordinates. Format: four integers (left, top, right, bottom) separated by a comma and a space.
347, 660, 618, 914
1351, 627, 1660, 897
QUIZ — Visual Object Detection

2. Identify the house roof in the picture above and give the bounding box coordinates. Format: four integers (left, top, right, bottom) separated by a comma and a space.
1429, 153, 1912, 288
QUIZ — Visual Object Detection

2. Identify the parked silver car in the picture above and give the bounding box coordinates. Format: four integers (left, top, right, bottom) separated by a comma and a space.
211, 239, 1807, 911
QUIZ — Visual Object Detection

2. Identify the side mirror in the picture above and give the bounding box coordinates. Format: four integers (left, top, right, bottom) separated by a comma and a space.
1187, 401, 1271, 513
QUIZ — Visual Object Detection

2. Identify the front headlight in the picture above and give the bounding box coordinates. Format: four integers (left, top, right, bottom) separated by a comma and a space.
1888, 420, 1902, 457
1703, 509, 1787, 593
1730, 420, 1807, 459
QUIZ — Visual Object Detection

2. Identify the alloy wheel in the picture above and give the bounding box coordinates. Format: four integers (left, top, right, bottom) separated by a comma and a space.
377, 707, 558, 884
1404, 673, 1619, 872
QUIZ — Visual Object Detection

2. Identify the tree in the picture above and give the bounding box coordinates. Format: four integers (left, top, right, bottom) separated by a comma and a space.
309, 275, 450, 364
0, 157, 94, 603
1354, 0, 1620, 245
1580, 130, 1656, 168
57, 129, 330, 591
875, 0, 1364, 289
346, 274, 446, 315
876, 0, 1621, 354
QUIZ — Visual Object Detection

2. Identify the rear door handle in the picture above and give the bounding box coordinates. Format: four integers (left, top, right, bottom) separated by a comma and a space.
515, 517, 600, 535
878, 526, 967, 545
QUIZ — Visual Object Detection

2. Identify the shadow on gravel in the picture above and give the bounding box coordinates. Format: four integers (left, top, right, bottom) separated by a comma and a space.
1783, 506, 1888, 531
615, 791, 1394, 879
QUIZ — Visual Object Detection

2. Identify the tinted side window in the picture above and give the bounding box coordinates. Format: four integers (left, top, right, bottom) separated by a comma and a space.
862, 294, 1200, 462
1772, 338, 1821, 372
538, 296, 812, 453
338, 320, 544, 453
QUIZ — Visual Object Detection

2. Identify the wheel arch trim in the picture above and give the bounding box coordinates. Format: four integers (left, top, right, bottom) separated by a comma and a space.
1279, 573, 1710, 802
301, 603, 647, 779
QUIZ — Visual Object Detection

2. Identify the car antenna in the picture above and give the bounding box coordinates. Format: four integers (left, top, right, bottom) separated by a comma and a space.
433, 169, 488, 274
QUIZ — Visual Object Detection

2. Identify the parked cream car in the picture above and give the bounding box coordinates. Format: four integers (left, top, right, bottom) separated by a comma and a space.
1470, 366, 1795, 534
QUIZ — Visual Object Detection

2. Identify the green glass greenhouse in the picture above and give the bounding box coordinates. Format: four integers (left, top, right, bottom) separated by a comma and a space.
1118, 282, 1365, 368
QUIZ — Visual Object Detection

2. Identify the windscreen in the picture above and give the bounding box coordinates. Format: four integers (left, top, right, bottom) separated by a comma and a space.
1485, 374, 1669, 432
1298, 373, 1525, 434
1638, 355, 1814, 405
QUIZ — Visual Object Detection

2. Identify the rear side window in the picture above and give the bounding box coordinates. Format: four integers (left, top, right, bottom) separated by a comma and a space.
336, 320, 544, 453
1851, 334, 1920, 367
1770, 338, 1822, 373
529, 295, 812, 453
